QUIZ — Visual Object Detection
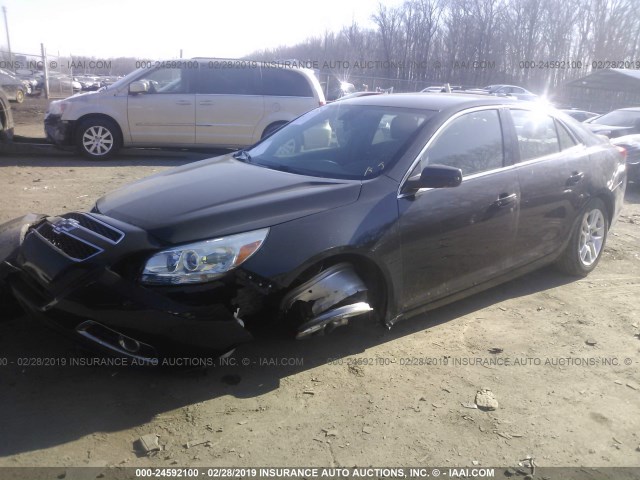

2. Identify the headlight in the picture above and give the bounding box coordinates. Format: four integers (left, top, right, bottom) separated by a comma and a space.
140, 228, 269, 285
47, 100, 69, 116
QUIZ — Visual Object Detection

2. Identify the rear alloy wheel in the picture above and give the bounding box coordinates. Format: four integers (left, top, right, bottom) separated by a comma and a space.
76, 118, 121, 159
556, 198, 608, 276
15, 89, 24, 104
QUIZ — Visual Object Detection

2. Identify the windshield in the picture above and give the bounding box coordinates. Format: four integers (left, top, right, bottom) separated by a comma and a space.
243, 104, 435, 180
592, 110, 640, 127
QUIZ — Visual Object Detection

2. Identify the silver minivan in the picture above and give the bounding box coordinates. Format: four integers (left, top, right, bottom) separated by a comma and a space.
45, 59, 326, 159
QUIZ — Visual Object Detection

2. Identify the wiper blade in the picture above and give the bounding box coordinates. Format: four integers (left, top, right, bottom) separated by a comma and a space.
233, 150, 252, 162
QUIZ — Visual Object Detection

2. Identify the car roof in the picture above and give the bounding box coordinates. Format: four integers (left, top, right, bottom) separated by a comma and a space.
615, 107, 640, 112
333, 92, 520, 111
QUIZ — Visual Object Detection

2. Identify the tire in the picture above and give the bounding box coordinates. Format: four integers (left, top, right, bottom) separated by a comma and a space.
15, 89, 24, 104
556, 198, 608, 277
261, 122, 287, 139
76, 118, 122, 160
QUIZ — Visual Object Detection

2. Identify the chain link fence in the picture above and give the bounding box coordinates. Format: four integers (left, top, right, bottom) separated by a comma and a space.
0, 48, 74, 98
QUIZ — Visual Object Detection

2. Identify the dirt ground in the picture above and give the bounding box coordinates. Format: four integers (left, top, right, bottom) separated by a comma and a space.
0, 99, 639, 473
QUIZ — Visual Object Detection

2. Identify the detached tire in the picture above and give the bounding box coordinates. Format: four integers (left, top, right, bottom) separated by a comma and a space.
556, 198, 608, 277
76, 118, 121, 160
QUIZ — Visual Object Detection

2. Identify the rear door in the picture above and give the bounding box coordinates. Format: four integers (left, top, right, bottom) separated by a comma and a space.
506, 108, 587, 265
397, 107, 520, 311
261, 68, 319, 134
195, 65, 264, 147
127, 66, 196, 145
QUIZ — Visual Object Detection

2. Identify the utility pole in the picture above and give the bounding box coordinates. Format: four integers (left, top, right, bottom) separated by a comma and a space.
2, 6, 11, 61
41, 43, 49, 99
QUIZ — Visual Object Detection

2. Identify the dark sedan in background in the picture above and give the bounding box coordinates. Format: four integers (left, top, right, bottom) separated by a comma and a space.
0, 69, 26, 103
610, 134, 640, 183
471, 84, 538, 101
0, 94, 627, 360
561, 109, 600, 122
585, 107, 640, 137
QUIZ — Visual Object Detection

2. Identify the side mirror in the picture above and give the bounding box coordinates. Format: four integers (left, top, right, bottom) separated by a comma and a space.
129, 80, 149, 94
403, 165, 463, 193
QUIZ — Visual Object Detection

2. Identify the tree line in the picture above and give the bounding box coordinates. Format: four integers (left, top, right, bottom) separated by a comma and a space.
248, 0, 640, 94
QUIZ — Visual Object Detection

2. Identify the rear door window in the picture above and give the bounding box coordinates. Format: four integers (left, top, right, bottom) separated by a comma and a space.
261, 69, 313, 97
197, 66, 260, 95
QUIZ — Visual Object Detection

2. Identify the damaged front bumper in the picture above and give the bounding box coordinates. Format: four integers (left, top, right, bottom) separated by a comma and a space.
0, 213, 253, 360
1, 213, 377, 360
44, 113, 74, 146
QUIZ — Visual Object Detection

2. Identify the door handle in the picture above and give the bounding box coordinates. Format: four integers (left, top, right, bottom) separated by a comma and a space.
175, 100, 192, 106
493, 192, 517, 207
566, 171, 585, 186
199, 101, 213, 106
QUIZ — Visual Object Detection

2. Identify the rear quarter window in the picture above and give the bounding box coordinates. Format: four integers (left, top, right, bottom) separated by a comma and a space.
511, 109, 560, 161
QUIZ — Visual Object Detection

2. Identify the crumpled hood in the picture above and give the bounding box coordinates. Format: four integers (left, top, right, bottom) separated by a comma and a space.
96, 154, 361, 244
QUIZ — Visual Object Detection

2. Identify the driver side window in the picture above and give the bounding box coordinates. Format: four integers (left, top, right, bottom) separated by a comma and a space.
415, 109, 504, 177
139, 67, 189, 94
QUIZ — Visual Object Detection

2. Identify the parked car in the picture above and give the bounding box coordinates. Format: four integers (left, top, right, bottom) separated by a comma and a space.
3, 68, 36, 95
35, 73, 78, 96
471, 84, 538, 101
332, 91, 384, 101
0, 69, 26, 103
422, 86, 446, 93
561, 109, 600, 122
74, 75, 102, 91
0, 93, 626, 360
584, 107, 640, 138
45, 58, 326, 159
0, 87, 15, 141
421, 85, 463, 93
609, 134, 640, 183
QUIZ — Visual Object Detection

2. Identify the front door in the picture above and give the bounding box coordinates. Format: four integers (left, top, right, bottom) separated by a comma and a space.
398, 108, 520, 311
127, 66, 195, 145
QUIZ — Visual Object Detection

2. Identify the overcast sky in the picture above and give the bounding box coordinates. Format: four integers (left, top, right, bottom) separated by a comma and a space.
1, 0, 400, 59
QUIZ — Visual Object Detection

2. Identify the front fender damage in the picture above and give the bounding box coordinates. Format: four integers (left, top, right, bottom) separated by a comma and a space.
280, 263, 373, 338
0, 213, 47, 277
0, 213, 47, 321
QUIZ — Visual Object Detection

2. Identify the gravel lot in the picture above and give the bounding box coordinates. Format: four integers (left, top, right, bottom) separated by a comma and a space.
0, 98, 639, 472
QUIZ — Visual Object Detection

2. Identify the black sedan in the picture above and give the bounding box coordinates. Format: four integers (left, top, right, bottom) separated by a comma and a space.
0, 94, 627, 360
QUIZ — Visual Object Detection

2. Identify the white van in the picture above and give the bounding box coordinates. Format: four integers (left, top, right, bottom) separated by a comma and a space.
45, 59, 326, 159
